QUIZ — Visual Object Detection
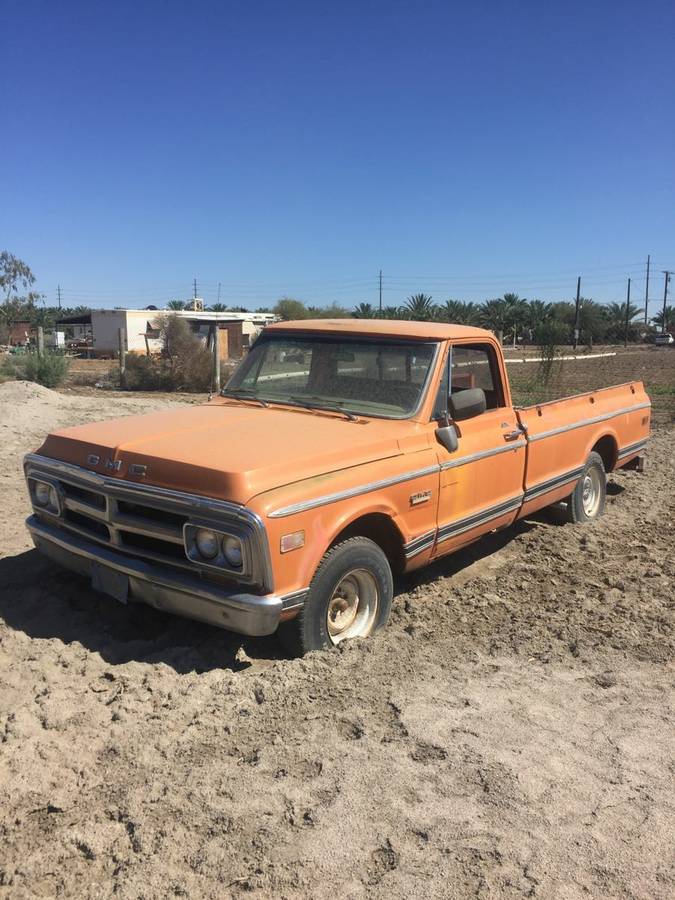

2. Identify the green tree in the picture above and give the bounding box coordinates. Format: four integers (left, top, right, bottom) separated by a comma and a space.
479, 298, 510, 343
307, 303, 350, 318
273, 297, 308, 320
380, 305, 403, 319
0, 252, 37, 334
208, 302, 228, 312
652, 305, 675, 330
501, 293, 529, 345
166, 299, 185, 310
604, 301, 641, 343
403, 293, 436, 321
437, 299, 480, 325
521, 300, 553, 343
352, 302, 375, 318
577, 299, 606, 348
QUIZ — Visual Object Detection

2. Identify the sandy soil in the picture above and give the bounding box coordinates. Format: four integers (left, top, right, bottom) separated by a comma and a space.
0, 380, 673, 899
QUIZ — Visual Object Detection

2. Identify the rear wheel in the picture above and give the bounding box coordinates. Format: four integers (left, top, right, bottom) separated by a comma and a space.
277, 537, 393, 656
566, 451, 606, 523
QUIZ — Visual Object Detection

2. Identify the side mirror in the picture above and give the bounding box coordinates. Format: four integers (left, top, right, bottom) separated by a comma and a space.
435, 422, 459, 453
449, 387, 486, 421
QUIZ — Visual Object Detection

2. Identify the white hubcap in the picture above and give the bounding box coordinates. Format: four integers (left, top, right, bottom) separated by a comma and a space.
581, 468, 602, 517
326, 569, 379, 645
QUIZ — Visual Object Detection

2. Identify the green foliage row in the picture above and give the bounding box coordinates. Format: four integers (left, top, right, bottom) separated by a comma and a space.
274, 293, 674, 346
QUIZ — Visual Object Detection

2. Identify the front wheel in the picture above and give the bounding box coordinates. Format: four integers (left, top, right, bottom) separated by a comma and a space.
277, 537, 393, 656
565, 451, 606, 523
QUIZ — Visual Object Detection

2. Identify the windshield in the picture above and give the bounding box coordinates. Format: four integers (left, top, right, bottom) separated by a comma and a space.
224, 334, 438, 418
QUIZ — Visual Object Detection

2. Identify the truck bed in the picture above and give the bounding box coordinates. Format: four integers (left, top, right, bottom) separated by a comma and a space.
515, 381, 651, 518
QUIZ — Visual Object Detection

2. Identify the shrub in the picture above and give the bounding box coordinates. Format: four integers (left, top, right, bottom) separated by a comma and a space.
123, 315, 214, 392
2, 351, 71, 388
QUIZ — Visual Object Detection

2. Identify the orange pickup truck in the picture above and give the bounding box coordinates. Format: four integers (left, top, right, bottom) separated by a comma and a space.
24, 320, 650, 654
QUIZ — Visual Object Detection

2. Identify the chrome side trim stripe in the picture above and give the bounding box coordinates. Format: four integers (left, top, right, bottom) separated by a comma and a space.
436, 495, 524, 545
523, 466, 585, 502
617, 439, 647, 459
270, 442, 528, 518
439, 440, 526, 471
268, 464, 440, 518
404, 529, 437, 559
525, 402, 651, 443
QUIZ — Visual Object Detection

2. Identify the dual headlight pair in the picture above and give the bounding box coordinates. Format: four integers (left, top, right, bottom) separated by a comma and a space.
193, 528, 243, 569
184, 524, 246, 572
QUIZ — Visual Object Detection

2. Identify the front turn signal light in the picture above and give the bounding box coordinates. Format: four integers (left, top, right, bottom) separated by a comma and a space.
280, 530, 305, 553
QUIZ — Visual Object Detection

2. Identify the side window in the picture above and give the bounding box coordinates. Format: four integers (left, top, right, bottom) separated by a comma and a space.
451, 344, 504, 410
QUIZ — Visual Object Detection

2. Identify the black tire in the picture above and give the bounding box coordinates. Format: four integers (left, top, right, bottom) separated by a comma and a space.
277, 536, 393, 656
565, 451, 606, 524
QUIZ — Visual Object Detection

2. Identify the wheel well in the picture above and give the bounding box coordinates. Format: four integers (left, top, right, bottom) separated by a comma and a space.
592, 434, 618, 472
331, 514, 406, 574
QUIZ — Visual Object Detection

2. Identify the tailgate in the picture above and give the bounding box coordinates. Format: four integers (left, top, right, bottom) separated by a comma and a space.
516, 381, 650, 506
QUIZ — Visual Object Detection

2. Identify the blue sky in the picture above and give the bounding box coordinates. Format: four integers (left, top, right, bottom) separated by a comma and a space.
2, 0, 674, 313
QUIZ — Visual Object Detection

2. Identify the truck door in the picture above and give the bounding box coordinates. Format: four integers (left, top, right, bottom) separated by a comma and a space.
431, 341, 527, 559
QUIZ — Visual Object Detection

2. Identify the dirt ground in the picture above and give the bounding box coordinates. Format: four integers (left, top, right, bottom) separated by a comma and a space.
0, 369, 673, 899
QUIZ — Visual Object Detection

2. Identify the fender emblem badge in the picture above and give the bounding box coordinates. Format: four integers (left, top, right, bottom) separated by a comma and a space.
87, 454, 100, 466
410, 490, 432, 506
105, 459, 122, 472
129, 464, 147, 477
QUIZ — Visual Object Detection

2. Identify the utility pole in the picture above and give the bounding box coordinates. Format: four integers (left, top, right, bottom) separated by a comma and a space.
644, 255, 650, 324
662, 271, 673, 333
378, 270, 383, 313
573, 276, 582, 350
193, 277, 198, 300
624, 278, 631, 348
217, 282, 221, 305
57, 284, 62, 310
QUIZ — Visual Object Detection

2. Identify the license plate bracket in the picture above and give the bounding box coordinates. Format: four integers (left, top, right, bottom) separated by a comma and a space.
91, 564, 129, 605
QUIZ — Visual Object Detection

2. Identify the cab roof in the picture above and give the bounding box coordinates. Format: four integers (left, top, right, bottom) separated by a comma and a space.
265, 319, 495, 342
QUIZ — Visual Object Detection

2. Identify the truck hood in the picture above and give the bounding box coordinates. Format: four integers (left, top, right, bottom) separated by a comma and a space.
36, 399, 410, 504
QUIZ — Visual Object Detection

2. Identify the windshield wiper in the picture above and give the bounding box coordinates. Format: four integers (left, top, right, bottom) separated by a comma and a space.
289, 395, 358, 421
221, 388, 269, 408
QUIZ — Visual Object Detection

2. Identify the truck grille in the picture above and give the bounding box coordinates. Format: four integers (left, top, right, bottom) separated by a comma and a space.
24, 453, 274, 591
52, 475, 192, 569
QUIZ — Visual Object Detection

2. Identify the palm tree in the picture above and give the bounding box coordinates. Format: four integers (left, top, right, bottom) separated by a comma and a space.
380, 305, 402, 319
578, 299, 606, 348
208, 302, 228, 312
605, 301, 640, 326
166, 299, 185, 310
501, 293, 530, 346
437, 300, 463, 323
651, 305, 674, 331
479, 298, 510, 344
523, 300, 553, 343
604, 301, 641, 344
404, 293, 436, 321
352, 302, 375, 319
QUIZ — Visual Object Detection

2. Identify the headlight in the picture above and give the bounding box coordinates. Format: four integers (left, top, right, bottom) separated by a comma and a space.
184, 523, 249, 574
222, 535, 243, 568
195, 528, 219, 559
32, 480, 59, 513
34, 481, 53, 507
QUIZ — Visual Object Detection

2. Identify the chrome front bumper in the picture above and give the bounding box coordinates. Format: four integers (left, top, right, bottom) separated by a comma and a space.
26, 515, 286, 636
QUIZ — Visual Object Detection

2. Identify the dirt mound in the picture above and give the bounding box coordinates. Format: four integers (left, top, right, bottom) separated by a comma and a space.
0, 388, 673, 898
0, 378, 65, 406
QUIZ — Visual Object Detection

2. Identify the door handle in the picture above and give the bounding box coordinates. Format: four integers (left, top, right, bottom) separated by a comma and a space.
503, 424, 527, 441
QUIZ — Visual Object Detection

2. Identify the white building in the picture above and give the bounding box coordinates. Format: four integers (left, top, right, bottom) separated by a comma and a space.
89, 308, 276, 356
